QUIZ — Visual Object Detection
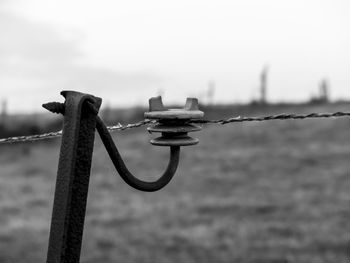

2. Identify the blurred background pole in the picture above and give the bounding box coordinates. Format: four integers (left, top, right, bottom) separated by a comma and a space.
260, 65, 269, 105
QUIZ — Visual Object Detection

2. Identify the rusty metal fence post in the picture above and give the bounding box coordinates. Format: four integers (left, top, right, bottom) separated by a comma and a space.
44, 91, 202, 263
46, 91, 101, 263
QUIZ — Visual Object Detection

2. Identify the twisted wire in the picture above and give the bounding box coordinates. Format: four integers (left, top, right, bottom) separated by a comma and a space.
191, 111, 350, 124
0, 119, 155, 145
1, 111, 350, 144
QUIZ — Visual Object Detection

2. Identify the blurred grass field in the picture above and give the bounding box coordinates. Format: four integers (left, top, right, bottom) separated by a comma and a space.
1, 103, 350, 263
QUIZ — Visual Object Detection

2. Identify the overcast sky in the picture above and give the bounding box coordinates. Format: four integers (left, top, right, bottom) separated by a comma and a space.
0, 0, 349, 113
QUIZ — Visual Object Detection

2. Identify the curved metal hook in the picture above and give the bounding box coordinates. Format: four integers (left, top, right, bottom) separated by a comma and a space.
95, 116, 180, 192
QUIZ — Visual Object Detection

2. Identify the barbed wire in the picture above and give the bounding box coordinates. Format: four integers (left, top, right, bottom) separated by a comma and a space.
1, 111, 350, 145
191, 111, 350, 124
0, 119, 155, 145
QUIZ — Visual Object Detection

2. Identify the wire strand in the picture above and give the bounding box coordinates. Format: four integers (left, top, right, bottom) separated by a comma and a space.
191, 111, 350, 124
1, 111, 350, 145
0, 119, 155, 145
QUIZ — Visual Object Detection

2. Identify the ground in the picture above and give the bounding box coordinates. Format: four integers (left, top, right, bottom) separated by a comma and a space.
0, 103, 350, 263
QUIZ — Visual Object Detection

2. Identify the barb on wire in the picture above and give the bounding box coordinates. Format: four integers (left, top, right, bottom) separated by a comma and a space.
1, 111, 350, 145
107, 119, 155, 132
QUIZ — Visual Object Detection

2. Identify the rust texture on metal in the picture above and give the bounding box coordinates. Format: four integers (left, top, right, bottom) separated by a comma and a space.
145, 96, 204, 146
45, 91, 101, 263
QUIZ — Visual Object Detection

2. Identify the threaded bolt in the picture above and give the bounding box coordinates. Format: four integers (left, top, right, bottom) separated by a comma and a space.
42, 102, 65, 115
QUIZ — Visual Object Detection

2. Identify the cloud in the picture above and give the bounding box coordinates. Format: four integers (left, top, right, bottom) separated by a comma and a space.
0, 11, 161, 111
